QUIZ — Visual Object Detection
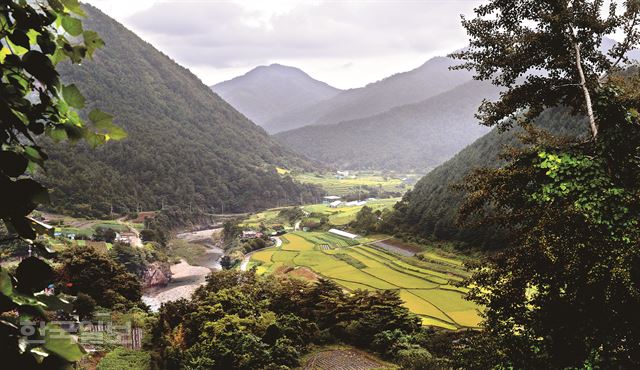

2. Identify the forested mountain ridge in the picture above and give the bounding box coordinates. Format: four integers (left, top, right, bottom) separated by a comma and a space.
264, 56, 475, 133
275, 79, 499, 171
392, 108, 588, 247
212, 64, 341, 128
39, 5, 322, 218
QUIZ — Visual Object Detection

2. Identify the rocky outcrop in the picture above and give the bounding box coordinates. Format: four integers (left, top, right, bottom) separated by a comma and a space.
143, 262, 172, 288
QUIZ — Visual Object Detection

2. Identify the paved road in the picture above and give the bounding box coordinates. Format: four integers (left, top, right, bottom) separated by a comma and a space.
240, 237, 281, 271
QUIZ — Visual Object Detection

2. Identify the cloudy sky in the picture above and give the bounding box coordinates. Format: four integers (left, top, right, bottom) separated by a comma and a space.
84, 0, 484, 89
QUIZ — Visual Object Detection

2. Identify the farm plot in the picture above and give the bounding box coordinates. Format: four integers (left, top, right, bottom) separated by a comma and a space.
303, 199, 399, 226
294, 172, 407, 196
281, 234, 316, 251
249, 230, 481, 329
302, 346, 394, 370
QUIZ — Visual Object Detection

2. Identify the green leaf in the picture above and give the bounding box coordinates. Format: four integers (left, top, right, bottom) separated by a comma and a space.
60, 0, 86, 16
0, 151, 29, 177
89, 109, 127, 141
0, 269, 46, 316
48, 127, 68, 141
41, 323, 85, 362
62, 84, 85, 109
22, 50, 59, 86
9, 29, 31, 49
16, 257, 54, 294
0, 47, 10, 63
88, 109, 113, 126
83, 30, 104, 58
61, 16, 83, 36
26, 30, 40, 45
0, 269, 13, 297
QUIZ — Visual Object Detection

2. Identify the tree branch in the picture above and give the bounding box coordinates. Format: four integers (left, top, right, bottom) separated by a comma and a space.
574, 43, 598, 140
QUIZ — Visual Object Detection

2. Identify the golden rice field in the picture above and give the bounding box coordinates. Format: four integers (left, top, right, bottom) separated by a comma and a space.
248, 231, 481, 330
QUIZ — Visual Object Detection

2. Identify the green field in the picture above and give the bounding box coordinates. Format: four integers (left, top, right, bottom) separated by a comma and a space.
249, 231, 481, 330
241, 198, 399, 230
294, 172, 414, 196
241, 208, 291, 228
303, 198, 400, 226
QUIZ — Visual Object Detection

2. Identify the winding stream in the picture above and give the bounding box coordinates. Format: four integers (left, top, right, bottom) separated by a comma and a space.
142, 228, 223, 311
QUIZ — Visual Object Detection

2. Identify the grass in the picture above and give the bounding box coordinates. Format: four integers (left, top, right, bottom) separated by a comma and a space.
97, 348, 151, 370
241, 209, 289, 228
293, 172, 413, 196
281, 234, 316, 251
303, 198, 400, 226
249, 230, 482, 330
167, 239, 209, 266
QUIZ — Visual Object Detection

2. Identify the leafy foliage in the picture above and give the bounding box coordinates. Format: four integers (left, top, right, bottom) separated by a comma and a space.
57, 245, 142, 310
451, 0, 640, 135
0, 0, 120, 366
149, 270, 423, 369
444, 0, 640, 367
392, 108, 586, 248
0, 0, 117, 239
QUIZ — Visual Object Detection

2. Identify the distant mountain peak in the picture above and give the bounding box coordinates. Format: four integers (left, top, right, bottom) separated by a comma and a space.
212, 64, 341, 128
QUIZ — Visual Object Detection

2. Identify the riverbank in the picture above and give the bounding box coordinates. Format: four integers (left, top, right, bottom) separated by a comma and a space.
142, 228, 224, 311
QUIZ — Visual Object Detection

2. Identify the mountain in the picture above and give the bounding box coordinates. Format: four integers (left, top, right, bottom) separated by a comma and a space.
264, 56, 476, 133
40, 5, 322, 218
275, 80, 500, 171
211, 64, 341, 127
392, 108, 588, 248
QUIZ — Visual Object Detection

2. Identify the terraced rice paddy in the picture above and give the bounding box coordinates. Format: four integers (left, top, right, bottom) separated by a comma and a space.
250, 231, 481, 330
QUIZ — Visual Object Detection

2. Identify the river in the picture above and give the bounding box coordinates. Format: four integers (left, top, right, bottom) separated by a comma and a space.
142, 228, 223, 311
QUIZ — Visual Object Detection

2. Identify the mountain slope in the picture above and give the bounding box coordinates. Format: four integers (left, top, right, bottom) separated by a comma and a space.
264, 56, 475, 133
40, 5, 322, 218
392, 108, 588, 247
275, 80, 500, 171
211, 64, 341, 127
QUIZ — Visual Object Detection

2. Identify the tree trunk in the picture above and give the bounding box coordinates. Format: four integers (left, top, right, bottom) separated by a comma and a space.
574, 43, 598, 140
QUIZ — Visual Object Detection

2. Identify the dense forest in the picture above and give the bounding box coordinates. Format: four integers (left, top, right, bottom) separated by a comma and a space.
275, 80, 498, 171
392, 108, 588, 248
38, 5, 323, 218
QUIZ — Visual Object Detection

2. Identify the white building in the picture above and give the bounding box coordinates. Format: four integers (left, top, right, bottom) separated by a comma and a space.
328, 229, 359, 240
329, 200, 342, 208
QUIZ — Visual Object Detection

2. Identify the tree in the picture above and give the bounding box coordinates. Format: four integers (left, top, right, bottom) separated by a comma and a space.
220, 255, 234, 270
94, 226, 116, 243
73, 292, 96, 320
454, 1, 640, 367
57, 245, 142, 309
109, 242, 148, 277
0, 0, 122, 366
351, 206, 378, 234
452, 0, 640, 139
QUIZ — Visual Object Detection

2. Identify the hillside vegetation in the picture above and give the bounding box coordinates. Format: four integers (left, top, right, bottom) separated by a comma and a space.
212, 64, 341, 128
393, 108, 588, 247
276, 80, 498, 171
40, 6, 322, 218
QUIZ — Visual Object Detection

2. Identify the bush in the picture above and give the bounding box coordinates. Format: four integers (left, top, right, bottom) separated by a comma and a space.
97, 348, 151, 370
396, 348, 435, 370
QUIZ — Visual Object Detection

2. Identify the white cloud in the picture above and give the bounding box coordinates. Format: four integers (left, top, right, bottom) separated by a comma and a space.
84, 0, 483, 88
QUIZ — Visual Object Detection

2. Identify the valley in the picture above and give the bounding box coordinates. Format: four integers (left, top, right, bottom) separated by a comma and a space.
2, 0, 632, 368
